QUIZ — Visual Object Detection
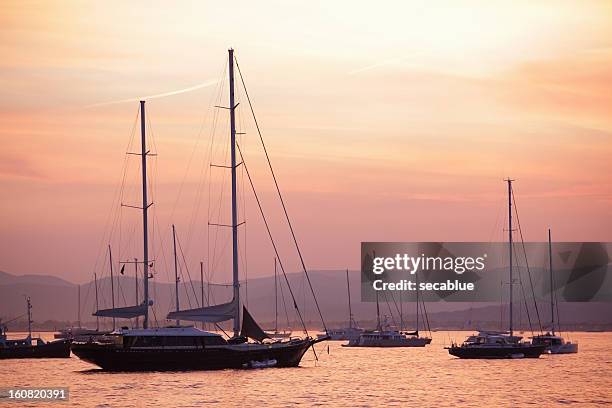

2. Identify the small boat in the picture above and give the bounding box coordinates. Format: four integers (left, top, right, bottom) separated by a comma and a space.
343, 289, 430, 347
55, 285, 109, 341
447, 180, 545, 359
343, 329, 431, 347
0, 298, 71, 359
326, 269, 363, 341
530, 230, 578, 354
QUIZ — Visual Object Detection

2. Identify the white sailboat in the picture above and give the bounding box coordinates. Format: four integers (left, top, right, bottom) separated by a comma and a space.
531, 229, 578, 354
326, 270, 363, 341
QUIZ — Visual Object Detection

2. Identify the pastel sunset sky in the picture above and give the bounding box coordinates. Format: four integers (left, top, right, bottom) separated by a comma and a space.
1, 0, 611, 285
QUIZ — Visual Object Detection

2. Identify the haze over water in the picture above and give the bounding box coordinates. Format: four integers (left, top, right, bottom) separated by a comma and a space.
2, 332, 610, 407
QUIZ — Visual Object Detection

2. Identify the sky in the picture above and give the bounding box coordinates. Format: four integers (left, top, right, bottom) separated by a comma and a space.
1, 0, 611, 286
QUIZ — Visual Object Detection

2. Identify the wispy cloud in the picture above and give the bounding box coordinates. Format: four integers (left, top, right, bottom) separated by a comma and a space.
348, 57, 408, 75
84, 79, 220, 108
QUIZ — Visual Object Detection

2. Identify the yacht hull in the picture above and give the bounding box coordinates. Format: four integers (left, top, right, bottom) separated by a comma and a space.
548, 343, 578, 354
447, 344, 546, 359
343, 337, 431, 347
72, 338, 320, 371
0, 339, 71, 359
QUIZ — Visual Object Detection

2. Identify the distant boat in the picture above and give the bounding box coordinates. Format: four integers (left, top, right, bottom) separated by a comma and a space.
343, 286, 430, 347
447, 180, 545, 359
71, 49, 328, 371
530, 229, 578, 354
54, 284, 109, 341
0, 297, 71, 359
326, 269, 363, 341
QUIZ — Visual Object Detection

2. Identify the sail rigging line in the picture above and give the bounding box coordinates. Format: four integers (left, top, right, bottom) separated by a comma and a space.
389, 292, 402, 327
554, 276, 562, 335
278, 266, 293, 331
234, 80, 249, 309
187, 63, 227, 248
513, 244, 535, 336
176, 231, 205, 309
235, 142, 309, 336
90, 107, 139, 307
207, 123, 233, 289
420, 298, 432, 336
382, 291, 398, 328
168, 62, 226, 227
511, 189, 543, 334
234, 57, 328, 333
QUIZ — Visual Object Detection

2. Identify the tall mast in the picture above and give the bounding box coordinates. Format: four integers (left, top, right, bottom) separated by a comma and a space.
108, 244, 116, 331
94, 273, 99, 331
346, 269, 352, 329
228, 48, 240, 337
548, 228, 554, 335
134, 258, 139, 328
274, 258, 278, 332
172, 225, 180, 326
507, 179, 514, 336
140, 100, 150, 329
77, 284, 81, 328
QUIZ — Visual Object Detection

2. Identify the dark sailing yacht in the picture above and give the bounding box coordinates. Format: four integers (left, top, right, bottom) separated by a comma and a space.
0, 297, 71, 359
530, 229, 578, 354
447, 179, 546, 359
71, 49, 327, 370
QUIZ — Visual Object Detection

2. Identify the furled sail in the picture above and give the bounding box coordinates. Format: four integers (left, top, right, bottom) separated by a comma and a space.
166, 298, 236, 323
93, 304, 147, 319
240, 306, 270, 342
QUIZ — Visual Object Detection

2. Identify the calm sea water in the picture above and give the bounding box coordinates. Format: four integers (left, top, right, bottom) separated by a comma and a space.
1, 331, 611, 407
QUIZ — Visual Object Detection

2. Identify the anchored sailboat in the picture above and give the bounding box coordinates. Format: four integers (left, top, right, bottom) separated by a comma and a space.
344, 278, 431, 347
531, 229, 578, 354
71, 49, 327, 370
327, 270, 363, 341
447, 179, 546, 359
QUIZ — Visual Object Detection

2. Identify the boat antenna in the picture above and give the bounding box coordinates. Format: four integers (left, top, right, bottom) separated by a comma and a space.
548, 228, 555, 335
77, 284, 81, 328
506, 178, 514, 336
134, 258, 139, 328
200, 260, 205, 330
173, 224, 180, 326
416, 270, 419, 334
26, 296, 32, 340
108, 244, 116, 331
275, 258, 278, 333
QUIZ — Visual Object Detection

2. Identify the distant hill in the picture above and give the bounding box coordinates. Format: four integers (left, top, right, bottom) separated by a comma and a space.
1, 269, 610, 331
0, 270, 74, 287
